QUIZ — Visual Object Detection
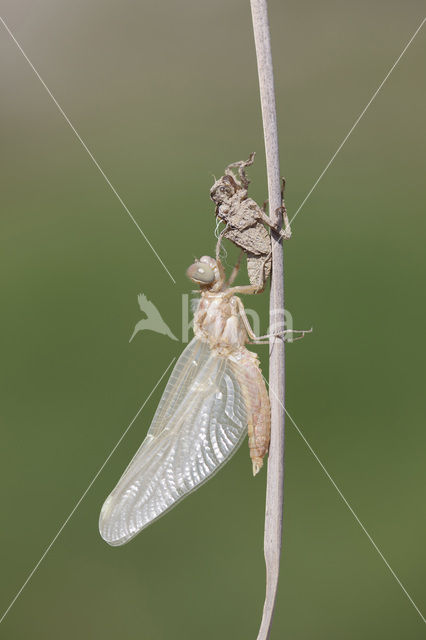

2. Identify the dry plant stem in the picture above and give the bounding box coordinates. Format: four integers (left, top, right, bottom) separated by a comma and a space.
250, 1, 285, 639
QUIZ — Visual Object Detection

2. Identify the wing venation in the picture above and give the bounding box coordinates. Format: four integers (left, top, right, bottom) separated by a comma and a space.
99, 338, 248, 545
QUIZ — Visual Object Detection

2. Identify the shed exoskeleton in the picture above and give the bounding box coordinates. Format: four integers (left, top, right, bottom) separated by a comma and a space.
210, 152, 291, 293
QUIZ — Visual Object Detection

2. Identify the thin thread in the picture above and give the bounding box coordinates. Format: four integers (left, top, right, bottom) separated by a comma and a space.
265, 378, 426, 625
0, 16, 176, 284
285, 16, 426, 234
214, 219, 229, 264
0, 358, 176, 625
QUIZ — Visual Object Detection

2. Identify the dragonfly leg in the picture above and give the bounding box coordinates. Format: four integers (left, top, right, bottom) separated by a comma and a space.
226, 249, 244, 286
250, 328, 313, 344
235, 298, 257, 339
237, 297, 312, 343
225, 152, 255, 189
279, 177, 292, 239
225, 283, 262, 297
235, 283, 312, 342
235, 300, 312, 343
258, 178, 291, 240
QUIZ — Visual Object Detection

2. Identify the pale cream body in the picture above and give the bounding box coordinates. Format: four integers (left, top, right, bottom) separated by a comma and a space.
193, 287, 270, 474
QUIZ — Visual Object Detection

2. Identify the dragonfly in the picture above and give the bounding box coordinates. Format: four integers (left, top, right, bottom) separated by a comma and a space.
99, 242, 306, 546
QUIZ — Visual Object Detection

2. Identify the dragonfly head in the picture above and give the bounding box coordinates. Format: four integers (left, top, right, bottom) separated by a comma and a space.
186, 256, 220, 290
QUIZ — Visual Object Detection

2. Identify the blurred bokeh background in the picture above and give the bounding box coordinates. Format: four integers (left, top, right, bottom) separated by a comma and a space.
0, 1, 425, 638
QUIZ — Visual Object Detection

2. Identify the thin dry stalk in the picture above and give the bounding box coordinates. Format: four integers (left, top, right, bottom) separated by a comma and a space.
249, 1, 285, 639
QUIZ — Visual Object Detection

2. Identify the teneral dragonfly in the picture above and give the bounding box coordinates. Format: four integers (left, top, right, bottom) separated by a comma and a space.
100, 250, 278, 546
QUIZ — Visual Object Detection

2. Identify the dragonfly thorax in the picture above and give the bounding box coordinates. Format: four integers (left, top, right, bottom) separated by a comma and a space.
194, 291, 248, 353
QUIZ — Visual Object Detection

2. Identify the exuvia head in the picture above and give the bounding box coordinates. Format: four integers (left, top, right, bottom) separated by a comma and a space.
186, 256, 220, 290
210, 174, 240, 206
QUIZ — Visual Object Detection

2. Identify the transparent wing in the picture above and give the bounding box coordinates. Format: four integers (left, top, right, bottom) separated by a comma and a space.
99, 338, 248, 546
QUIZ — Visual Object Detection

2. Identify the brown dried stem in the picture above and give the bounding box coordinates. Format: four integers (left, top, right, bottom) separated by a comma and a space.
249, 1, 286, 639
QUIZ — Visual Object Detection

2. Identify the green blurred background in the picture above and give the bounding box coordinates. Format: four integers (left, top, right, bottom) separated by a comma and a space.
1, 1, 425, 638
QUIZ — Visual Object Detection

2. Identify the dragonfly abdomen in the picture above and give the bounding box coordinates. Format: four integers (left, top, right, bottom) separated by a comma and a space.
230, 349, 271, 475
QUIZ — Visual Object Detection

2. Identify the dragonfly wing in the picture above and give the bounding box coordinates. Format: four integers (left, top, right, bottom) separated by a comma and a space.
145, 337, 210, 440
99, 339, 248, 546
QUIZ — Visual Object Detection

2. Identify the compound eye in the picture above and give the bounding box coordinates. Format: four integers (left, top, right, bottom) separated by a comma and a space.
186, 262, 215, 284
